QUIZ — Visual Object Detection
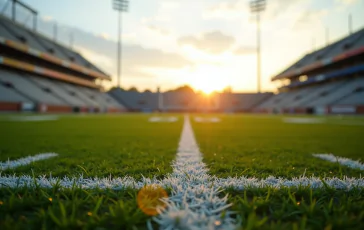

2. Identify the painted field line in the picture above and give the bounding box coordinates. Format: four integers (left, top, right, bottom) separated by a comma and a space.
149, 116, 178, 123
151, 115, 237, 229
194, 117, 221, 123
313, 153, 364, 170
0, 153, 58, 170
214, 175, 364, 190
8, 115, 59, 122
283, 117, 325, 124
1, 174, 363, 190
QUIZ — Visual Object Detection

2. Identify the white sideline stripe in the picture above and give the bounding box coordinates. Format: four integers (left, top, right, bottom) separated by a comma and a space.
194, 117, 221, 123
151, 115, 237, 229
0, 153, 58, 170
313, 153, 364, 171
283, 117, 325, 124
148, 116, 178, 123
214, 176, 364, 190
0, 175, 363, 190
8, 115, 59, 122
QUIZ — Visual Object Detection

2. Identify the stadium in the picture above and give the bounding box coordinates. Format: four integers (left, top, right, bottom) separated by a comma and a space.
0, 0, 364, 229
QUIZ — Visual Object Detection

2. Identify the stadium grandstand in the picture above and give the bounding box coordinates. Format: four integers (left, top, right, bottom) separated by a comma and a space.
256, 27, 364, 115
109, 87, 273, 113
0, 13, 125, 113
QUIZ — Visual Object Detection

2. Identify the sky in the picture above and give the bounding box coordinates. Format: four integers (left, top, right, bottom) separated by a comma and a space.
1, 0, 364, 93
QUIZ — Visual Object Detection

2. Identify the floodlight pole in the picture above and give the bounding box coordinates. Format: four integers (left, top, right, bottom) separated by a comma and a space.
250, 0, 266, 94
256, 12, 261, 93
349, 14, 352, 35
117, 9, 121, 89
113, 0, 129, 89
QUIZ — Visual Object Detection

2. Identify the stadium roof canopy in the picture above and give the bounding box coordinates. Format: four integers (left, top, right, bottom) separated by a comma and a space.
272, 27, 364, 81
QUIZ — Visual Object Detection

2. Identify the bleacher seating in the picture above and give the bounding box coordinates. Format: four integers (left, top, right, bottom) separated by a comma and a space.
275, 28, 364, 80
256, 92, 288, 109
57, 82, 100, 107
109, 90, 158, 112
259, 25, 364, 114
289, 81, 343, 107
29, 75, 87, 107
79, 87, 123, 109
0, 13, 125, 113
306, 78, 364, 107
108, 88, 273, 112
0, 20, 49, 53
0, 82, 30, 103
162, 91, 194, 111
336, 91, 364, 105
219, 93, 273, 112
0, 69, 64, 105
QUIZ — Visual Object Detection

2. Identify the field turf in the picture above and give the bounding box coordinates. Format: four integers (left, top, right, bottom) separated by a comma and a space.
0, 114, 363, 229
193, 115, 364, 179
193, 114, 364, 229
0, 114, 183, 179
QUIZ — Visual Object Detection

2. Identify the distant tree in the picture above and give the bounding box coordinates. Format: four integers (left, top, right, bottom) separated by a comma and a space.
144, 89, 152, 93
168, 85, 195, 93
223, 86, 232, 93
127, 87, 139, 92
109, 86, 125, 91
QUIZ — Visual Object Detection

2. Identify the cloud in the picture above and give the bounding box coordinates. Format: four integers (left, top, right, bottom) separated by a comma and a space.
234, 46, 256, 56
202, 1, 248, 20
147, 25, 171, 36
34, 18, 192, 83
123, 45, 191, 69
75, 46, 114, 69
293, 9, 328, 29
335, 0, 360, 5
42, 15, 53, 22
97, 32, 111, 41
178, 31, 235, 54
264, 0, 307, 20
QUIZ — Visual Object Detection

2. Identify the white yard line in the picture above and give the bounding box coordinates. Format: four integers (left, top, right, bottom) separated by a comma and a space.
282, 117, 325, 124
214, 175, 364, 190
194, 117, 221, 123
0, 153, 58, 170
313, 153, 364, 171
1, 174, 362, 190
152, 115, 237, 229
8, 115, 59, 122
149, 116, 178, 123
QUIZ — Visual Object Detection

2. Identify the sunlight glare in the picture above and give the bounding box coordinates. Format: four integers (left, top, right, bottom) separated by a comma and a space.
186, 65, 229, 94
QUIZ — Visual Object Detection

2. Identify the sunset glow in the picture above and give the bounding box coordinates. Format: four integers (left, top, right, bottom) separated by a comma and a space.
185, 65, 230, 94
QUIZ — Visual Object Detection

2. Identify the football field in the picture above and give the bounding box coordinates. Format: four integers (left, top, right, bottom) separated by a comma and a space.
0, 114, 363, 229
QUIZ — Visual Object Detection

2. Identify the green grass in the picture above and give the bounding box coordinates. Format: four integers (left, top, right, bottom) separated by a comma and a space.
1, 113, 364, 229
193, 114, 364, 229
192, 114, 364, 179
226, 187, 364, 230
0, 114, 182, 230
0, 114, 183, 179
0, 187, 153, 230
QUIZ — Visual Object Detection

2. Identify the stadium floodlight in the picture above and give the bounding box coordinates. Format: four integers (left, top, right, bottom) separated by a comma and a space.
112, 0, 129, 89
250, 0, 266, 93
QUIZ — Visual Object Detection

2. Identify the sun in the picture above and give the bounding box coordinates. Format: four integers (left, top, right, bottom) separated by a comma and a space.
186, 66, 229, 94
196, 83, 218, 95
